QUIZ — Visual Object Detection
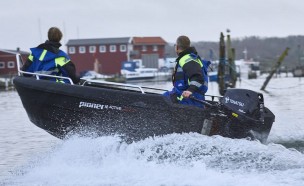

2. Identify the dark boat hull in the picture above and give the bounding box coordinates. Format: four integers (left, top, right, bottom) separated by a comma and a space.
13, 77, 275, 143
14, 77, 210, 140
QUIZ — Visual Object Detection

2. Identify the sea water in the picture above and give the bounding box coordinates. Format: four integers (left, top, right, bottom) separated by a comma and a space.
0, 76, 304, 186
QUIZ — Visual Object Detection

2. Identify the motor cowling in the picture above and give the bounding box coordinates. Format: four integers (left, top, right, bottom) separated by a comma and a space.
219, 89, 265, 124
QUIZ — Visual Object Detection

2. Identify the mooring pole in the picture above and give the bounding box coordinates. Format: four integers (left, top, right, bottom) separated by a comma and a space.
227, 32, 237, 88
260, 47, 289, 91
218, 32, 226, 95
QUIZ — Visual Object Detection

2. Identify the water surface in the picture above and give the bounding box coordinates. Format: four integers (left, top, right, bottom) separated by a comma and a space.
0, 77, 304, 185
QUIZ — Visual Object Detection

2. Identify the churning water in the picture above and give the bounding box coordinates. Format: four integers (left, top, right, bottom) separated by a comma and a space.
0, 76, 304, 186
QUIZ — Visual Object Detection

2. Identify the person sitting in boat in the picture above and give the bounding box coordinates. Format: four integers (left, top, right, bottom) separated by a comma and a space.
21, 27, 79, 84
163, 35, 208, 108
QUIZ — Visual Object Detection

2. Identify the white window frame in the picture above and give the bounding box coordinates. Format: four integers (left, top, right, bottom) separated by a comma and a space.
120, 45, 127, 52
153, 45, 158, 51
68, 47, 75, 54
99, 45, 106, 53
110, 45, 116, 52
89, 46, 96, 53
7, 61, 15, 68
79, 46, 86, 54
142, 45, 147, 52
0, 61, 5, 69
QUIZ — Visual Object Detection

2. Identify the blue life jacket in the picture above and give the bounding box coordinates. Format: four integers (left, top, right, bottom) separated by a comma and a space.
174, 53, 210, 95
26, 48, 71, 83
164, 53, 210, 108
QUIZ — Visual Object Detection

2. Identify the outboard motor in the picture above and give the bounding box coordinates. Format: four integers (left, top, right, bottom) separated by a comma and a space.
212, 88, 272, 141
220, 89, 265, 124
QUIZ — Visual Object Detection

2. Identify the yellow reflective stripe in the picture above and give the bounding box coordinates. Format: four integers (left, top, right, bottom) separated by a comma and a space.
28, 54, 34, 61
179, 55, 191, 67
39, 50, 47, 61
56, 79, 65, 83
197, 58, 203, 67
55, 57, 70, 67
232, 113, 238, 118
177, 95, 183, 101
179, 54, 203, 67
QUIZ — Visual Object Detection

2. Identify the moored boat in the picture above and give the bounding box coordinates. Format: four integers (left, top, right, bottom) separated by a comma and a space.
120, 61, 158, 80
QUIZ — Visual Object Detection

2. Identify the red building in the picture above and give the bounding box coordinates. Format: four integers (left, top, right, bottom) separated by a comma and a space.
0, 49, 29, 77
66, 37, 167, 75
132, 37, 167, 68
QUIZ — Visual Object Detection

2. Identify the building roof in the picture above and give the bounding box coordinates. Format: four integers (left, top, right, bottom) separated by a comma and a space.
66, 37, 131, 46
132, 37, 167, 45
0, 49, 29, 55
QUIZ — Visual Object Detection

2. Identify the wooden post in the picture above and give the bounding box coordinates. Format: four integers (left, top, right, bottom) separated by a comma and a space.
94, 58, 100, 73
260, 48, 289, 91
230, 48, 237, 87
5, 78, 8, 91
226, 32, 237, 88
218, 32, 226, 95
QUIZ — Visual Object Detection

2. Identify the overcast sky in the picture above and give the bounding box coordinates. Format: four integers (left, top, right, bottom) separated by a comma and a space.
0, 0, 303, 52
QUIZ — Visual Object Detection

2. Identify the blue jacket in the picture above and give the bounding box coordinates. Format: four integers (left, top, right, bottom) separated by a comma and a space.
164, 47, 209, 108
22, 41, 79, 84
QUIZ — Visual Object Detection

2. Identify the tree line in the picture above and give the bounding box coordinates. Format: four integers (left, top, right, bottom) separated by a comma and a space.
165, 35, 304, 71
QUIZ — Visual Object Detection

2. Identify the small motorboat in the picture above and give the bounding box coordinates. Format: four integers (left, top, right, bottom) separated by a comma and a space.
120, 61, 158, 80
13, 55, 275, 143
